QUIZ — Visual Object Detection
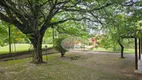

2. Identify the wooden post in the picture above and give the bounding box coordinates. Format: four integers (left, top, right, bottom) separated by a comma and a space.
8, 23, 11, 53
140, 38, 142, 59
52, 27, 54, 45
135, 38, 138, 70
139, 38, 141, 60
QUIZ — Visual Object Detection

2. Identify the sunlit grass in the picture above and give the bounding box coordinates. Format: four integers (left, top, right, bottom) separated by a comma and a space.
93, 47, 135, 54
0, 43, 53, 54
0, 44, 135, 55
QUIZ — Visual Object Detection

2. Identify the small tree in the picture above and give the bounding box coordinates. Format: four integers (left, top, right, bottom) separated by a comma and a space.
54, 37, 67, 57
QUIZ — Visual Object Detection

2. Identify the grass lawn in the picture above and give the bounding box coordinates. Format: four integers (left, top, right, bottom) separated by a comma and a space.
93, 47, 135, 54
0, 52, 141, 80
0, 44, 53, 54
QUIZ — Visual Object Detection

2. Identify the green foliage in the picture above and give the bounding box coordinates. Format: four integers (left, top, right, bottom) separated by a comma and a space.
0, 21, 30, 46
0, 21, 8, 46
99, 35, 116, 49
56, 21, 89, 38
54, 36, 68, 57
97, 0, 142, 50
43, 28, 53, 44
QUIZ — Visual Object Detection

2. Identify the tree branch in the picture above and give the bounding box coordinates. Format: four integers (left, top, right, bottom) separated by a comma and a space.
89, 12, 103, 25
121, 0, 139, 6
63, 2, 113, 12
40, 0, 70, 35
0, 12, 11, 23
0, 12, 21, 25
50, 17, 98, 26
40, 0, 49, 7
0, 12, 26, 31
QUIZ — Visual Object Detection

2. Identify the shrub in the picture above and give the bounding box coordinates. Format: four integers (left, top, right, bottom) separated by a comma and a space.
54, 37, 68, 57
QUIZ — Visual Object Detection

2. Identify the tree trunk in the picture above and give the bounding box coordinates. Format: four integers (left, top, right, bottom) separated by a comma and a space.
120, 45, 124, 58
135, 38, 138, 70
118, 40, 124, 58
30, 31, 44, 63
61, 49, 65, 57
61, 52, 65, 57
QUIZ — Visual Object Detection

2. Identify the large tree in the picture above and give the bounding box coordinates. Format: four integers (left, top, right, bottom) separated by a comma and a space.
0, 0, 114, 63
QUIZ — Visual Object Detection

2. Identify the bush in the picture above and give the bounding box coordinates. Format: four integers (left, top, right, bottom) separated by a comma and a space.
54, 37, 68, 57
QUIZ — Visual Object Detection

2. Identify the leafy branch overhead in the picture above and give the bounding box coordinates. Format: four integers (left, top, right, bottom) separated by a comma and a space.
0, 0, 115, 35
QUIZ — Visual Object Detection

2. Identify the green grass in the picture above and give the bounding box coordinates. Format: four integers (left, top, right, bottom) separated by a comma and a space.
0, 54, 93, 80
0, 43, 135, 55
0, 43, 53, 54
0, 53, 138, 80
124, 48, 135, 54
93, 47, 135, 54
